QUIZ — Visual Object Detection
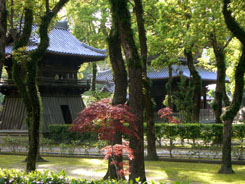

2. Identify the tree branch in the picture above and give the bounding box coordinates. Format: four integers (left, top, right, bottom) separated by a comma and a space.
222, 36, 233, 51
45, 0, 50, 13
223, 0, 245, 44
51, 0, 69, 15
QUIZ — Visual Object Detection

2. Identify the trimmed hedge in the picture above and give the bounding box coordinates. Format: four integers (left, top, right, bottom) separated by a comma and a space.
48, 123, 245, 146
145, 123, 245, 146
48, 124, 97, 144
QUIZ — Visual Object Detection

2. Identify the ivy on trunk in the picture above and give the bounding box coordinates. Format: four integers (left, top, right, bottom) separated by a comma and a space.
12, 0, 69, 173
108, 0, 146, 182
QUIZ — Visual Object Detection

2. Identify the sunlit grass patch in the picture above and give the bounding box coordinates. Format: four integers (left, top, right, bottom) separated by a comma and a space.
145, 161, 245, 183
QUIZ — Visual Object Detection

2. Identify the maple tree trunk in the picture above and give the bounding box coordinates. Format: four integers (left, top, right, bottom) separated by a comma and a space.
103, 24, 127, 180
134, 0, 158, 161
0, 0, 6, 79
185, 49, 201, 122
108, 0, 146, 182
219, 0, 245, 173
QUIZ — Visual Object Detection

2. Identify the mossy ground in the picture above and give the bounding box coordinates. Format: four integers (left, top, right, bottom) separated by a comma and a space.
0, 155, 245, 183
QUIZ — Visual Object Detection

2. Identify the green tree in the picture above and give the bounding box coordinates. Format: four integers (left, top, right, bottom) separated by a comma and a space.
148, 0, 205, 122
193, 0, 232, 123
67, 1, 128, 179
133, 0, 158, 160
108, 0, 146, 182
219, 0, 245, 174
66, 0, 109, 91
173, 76, 193, 123
11, 0, 69, 172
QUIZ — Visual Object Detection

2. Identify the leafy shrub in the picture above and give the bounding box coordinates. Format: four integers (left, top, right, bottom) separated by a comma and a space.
0, 169, 188, 184
182, 124, 201, 147
162, 124, 178, 157
233, 124, 245, 159
48, 124, 97, 144
0, 169, 88, 184
210, 124, 223, 145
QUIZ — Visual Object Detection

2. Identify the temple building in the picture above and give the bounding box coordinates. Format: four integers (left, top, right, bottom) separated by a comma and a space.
96, 59, 229, 111
0, 21, 106, 133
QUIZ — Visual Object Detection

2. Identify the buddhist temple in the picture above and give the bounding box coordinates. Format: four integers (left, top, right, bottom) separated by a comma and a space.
0, 21, 106, 133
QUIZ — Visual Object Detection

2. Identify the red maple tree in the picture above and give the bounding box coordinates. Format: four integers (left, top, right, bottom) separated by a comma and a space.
70, 98, 138, 179
158, 107, 181, 124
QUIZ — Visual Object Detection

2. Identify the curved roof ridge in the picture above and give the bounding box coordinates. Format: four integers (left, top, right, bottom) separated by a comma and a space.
82, 43, 106, 55
5, 21, 107, 60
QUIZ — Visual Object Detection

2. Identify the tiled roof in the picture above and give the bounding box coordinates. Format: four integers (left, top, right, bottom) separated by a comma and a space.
96, 65, 229, 83
147, 67, 179, 79
5, 21, 106, 60
101, 82, 114, 93
96, 69, 114, 83
172, 65, 229, 81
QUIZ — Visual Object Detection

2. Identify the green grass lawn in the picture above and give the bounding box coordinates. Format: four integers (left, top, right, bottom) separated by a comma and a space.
0, 154, 245, 183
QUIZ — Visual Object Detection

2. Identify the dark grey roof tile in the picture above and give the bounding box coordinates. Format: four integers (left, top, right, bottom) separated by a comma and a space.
96, 65, 229, 82
5, 22, 106, 59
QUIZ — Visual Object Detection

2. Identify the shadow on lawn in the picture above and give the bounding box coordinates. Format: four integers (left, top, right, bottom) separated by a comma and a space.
36, 157, 107, 179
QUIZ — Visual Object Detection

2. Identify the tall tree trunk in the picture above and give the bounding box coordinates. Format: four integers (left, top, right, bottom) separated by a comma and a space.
219, 119, 233, 173
27, 0, 69, 172
213, 48, 226, 124
11, 6, 35, 172
91, 62, 97, 91
0, 0, 7, 79
134, 0, 158, 161
185, 49, 201, 122
211, 33, 231, 124
103, 24, 127, 180
109, 0, 146, 182
219, 0, 245, 174
166, 64, 173, 108
12, 0, 69, 173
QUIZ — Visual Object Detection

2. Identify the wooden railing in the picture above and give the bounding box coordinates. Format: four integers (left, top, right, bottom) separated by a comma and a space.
0, 77, 90, 87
